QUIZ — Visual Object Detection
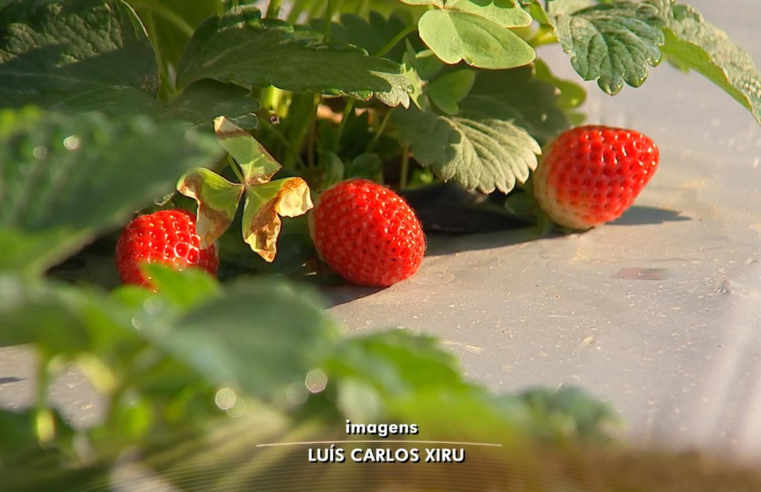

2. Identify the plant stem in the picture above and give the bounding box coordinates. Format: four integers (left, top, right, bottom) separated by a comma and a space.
355, 0, 369, 15
368, 108, 394, 151
287, 0, 308, 23
324, 0, 336, 41
400, 145, 410, 190
265, 122, 308, 170
130, 1, 195, 36
227, 155, 245, 183
266, 0, 283, 18
375, 24, 417, 58
307, 94, 320, 170
528, 26, 558, 47
334, 99, 355, 150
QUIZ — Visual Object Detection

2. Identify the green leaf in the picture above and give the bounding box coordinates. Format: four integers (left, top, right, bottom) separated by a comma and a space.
0, 0, 258, 125
164, 80, 259, 129
345, 153, 383, 182
468, 65, 572, 143
0, 108, 222, 275
127, 0, 223, 97
148, 278, 338, 399
241, 177, 313, 263
426, 69, 476, 115
401, 47, 427, 110
176, 168, 244, 249
418, 9, 535, 69
321, 151, 345, 191
393, 100, 541, 194
533, 59, 587, 126
446, 0, 532, 28
214, 116, 281, 185
141, 264, 221, 309
651, 0, 761, 125
312, 11, 413, 61
550, 1, 666, 94
0, 0, 158, 110
176, 6, 411, 107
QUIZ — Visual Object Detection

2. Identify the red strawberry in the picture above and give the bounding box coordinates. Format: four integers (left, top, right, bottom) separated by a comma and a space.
116, 209, 218, 289
533, 125, 660, 229
311, 179, 426, 287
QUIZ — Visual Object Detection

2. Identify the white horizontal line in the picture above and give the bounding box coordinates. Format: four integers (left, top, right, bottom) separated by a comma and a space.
256, 440, 502, 448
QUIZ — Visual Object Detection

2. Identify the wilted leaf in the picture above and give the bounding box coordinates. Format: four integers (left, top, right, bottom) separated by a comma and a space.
214, 116, 281, 185
242, 178, 313, 262
176, 168, 244, 249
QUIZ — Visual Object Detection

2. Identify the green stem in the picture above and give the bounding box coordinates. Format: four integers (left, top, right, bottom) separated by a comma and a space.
334, 99, 355, 150
400, 145, 410, 190
355, 0, 369, 15
143, 12, 173, 100
131, 1, 195, 36
265, 122, 308, 170
307, 94, 320, 170
528, 26, 557, 47
227, 155, 245, 183
324, 0, 336, 41
287, 0, 308, 23
266, 0, 283, 18
368, 108, 394, 151
375, 24, 417, 58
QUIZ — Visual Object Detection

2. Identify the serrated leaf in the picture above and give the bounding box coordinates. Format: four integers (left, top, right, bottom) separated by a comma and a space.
242, 178, 313, 262
176, 168, 244, 249
651, 0, 761, 125
0, 0, 158, 109
446, 0, 532, 28
418, 9, 535, 69
392, 97, 541, 194
176, 6, 410, 107
0, 108, 221, 275
402, 47, 427, 110
214, 117, 281, 185
427, 69, 476, 115
0, 0, 258, 125
550, 1, 666, 94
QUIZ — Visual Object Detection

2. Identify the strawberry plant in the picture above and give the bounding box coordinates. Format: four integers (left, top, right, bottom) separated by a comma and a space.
1, 0, 760, 489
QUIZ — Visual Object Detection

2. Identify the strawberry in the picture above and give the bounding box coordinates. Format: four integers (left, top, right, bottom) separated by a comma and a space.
311, 179, 426, 287
116, 209, 218, 288
532, 125, 660, 229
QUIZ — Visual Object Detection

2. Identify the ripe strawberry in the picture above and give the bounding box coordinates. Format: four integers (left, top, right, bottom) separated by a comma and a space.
532, 125, 660, 229
311, 179, 426, 287
116, 209, 218, 288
